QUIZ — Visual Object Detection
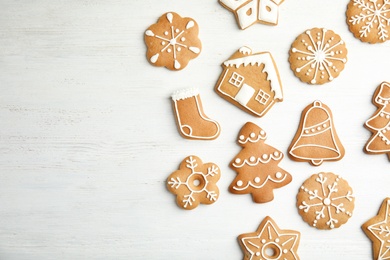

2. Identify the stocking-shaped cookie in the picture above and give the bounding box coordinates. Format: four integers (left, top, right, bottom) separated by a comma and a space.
171, 87, 220, 140
229, 122, 292, 203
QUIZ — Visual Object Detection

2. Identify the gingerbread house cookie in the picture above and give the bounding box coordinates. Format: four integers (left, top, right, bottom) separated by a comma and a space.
215, 46, 283, 117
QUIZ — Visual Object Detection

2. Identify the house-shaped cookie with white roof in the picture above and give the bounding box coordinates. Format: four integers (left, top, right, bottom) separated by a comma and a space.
215, 47, 283, 117
219, 0, 284, 29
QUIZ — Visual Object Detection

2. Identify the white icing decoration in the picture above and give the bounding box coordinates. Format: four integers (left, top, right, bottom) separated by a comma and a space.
292, 28, 347, 84
240, 218, 300, 260
232, 152, 283, 168
238, 130, 267, 144
167, 156, 219, 208
235, 0, 258, 29
235, 83, 256, 106
233, 174, 287, 191
186, 20, 195, 29
171, 88, 220, 140
239, 46, 252, 55
150, 53, 159, 63
289, 101, 344, 164
349, 0, 390, 41
298, 173, 354, 229
145, 30, 154, 36
174, 60, 181, 69
167, 13, 173, 23
189, 47, 200, 54
258, 0, 279, 24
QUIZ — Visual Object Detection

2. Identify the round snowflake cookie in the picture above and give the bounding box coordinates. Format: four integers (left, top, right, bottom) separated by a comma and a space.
289, 28, 348, 85
346, 0, 390, 44
144, 12, 201, 71
297, 172, 355, 230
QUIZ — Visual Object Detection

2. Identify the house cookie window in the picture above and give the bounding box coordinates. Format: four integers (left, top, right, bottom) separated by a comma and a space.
229, 72, 244, 88
255, 90, 270, 105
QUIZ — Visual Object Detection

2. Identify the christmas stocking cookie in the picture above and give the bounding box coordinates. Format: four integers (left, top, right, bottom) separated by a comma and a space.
171, 87, 220, 140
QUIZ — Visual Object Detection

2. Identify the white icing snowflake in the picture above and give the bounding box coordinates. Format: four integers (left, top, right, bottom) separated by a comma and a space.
349, 0, 390, 42
145, 12, 201, 70
167, 156, 219, 209
291, 28, 347, 84
298, 173, 354, 229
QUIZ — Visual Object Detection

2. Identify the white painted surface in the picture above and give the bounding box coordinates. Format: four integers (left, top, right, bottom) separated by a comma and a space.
0, 0, 389, 259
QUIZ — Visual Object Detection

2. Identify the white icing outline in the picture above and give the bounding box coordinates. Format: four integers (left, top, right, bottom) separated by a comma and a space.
289, 101, 344, 164
349, 0, 390, 42
298, 173, 354, 229
172, 88, 220, 140
217, 48, 282, 117
366, 199, 390, 259
240, 218, 300, 260
238, 131, 267, 144
375, 82, 390, 105
167, 156, 219, 209
233, 173, 287, 191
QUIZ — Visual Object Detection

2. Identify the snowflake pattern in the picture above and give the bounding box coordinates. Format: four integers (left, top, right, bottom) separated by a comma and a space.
348, 0, 390, 42
145, 12, 201, 70
289, 28, 347, 85
363, 198, 390, 259
167, 156, 220, 210
297, 172, 355, 229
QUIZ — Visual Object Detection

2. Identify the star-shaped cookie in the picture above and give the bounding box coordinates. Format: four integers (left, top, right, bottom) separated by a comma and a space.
362, 198, 390, 260
238, 216, 300, 260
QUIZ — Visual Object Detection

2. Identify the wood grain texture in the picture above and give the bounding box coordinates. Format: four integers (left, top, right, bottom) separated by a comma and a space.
0, 0, 389, 259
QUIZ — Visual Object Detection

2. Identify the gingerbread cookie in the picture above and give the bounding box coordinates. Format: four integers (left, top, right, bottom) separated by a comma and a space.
362, 198, 390, 259
229, 122, 292, 203
297, 172, 355, 229
219, 0, 285, 29
289, 28, 348, 85
238, 216, 300, 260
167, 155, 220, 210
171, 87, 220, 140
144, 12, 201, 70
215, 46, 283, 117
364, 82, 390, 160
289, 101, 345, 166
347, 0, 390, 44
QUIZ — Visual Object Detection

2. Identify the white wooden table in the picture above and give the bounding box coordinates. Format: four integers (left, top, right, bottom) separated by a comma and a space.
0, 0, 389, 259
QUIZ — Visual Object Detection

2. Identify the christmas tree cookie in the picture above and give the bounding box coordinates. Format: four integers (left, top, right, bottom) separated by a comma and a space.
229, 122, 292, 203
289, 101, 345, 166
144, 12, 201, 70
364, 82, 390, 160
167, 155, 220, 210
362, 198, 390, 259
238, 216, 300, 260
297, 172, 355, 230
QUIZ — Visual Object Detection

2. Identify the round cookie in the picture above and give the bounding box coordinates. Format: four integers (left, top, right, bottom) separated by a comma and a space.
297, 172, 355, 229
144, 12, 201, 71
346, 0, 390, 44
289, 28, 347, 85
